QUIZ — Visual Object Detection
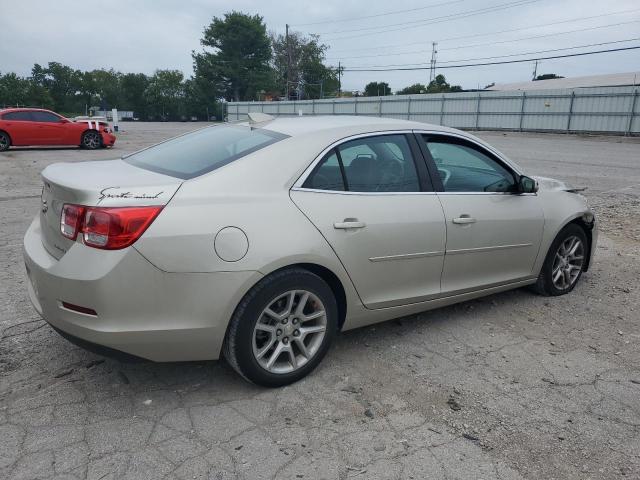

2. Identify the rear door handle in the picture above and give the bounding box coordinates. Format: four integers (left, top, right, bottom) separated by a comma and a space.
452, 216, 476, 224
334, 219, 366, 229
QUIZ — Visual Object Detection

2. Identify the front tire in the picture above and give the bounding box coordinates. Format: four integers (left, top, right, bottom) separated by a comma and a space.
81, 130, 102, 150
223, 268, 338, 387
532, 223, 587, 296
0, 131, 10, 151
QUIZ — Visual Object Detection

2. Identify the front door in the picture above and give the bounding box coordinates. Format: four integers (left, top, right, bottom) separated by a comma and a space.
30, 110, 67, 144
291, 133, 446, 309
419, 134, 545, 294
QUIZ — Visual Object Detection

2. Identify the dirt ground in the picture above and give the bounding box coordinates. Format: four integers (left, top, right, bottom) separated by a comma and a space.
1, 122, 639, 480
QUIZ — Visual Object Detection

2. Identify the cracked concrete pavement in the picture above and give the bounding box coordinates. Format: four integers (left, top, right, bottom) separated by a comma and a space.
1, 123, 639, 479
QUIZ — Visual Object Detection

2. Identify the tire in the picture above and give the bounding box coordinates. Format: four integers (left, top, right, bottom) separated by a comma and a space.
223, 268, 338, 387
80, 130, 102, 150
0, 131, 10, 151
532, 223, 588, 296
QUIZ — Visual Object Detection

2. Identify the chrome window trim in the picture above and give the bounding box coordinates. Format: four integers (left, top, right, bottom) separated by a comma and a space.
292, 130, 420, 191
292, 128, 529, 195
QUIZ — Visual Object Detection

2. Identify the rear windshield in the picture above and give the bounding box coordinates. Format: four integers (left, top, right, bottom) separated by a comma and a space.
124, 124, 288, 179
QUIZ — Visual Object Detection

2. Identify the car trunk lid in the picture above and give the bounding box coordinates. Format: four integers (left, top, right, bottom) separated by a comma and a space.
40, 159, 182, 259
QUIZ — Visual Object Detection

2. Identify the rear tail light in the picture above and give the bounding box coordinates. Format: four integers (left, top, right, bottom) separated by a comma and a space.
61, 204, 162, 250
61, 204, 86, 240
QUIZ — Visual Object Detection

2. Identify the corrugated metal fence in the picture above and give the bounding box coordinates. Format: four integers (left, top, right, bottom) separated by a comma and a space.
226, 86, 640, 135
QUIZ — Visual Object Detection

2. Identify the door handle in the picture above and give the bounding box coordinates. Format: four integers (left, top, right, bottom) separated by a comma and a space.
452, 215, 476, 224
334, 219, 366, 229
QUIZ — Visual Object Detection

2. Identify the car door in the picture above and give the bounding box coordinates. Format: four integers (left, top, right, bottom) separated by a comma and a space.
30, 111, 68, 144
417, 133, 544, 295
1, 111, 37, 145
290, 132, 446, 309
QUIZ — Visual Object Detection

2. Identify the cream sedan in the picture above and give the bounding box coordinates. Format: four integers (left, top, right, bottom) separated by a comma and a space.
23, 115, 596, 386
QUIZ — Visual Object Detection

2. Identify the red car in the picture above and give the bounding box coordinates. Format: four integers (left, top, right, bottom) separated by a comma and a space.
0, 108, 116, 151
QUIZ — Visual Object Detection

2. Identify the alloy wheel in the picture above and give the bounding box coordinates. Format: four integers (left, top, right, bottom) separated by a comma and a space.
551, 235, 584, 290
252, 290, 327, 374
83, 132, 101, 149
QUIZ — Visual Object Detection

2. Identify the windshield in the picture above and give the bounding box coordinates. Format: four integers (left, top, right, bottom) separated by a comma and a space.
124, 124, 288, 179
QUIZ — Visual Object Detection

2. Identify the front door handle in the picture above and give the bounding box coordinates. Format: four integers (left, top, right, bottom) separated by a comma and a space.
334, 219, 366, 229
452, 215, 476, 225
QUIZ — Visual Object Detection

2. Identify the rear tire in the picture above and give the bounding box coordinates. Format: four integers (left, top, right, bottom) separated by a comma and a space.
80, 130, 102, 150
223, 268, 338, 387
0, 131, 10, 151
532, 223, 587, 296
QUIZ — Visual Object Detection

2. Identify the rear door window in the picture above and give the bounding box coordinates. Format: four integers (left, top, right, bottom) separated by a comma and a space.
31, 111, 61, 122
125, 125, 288, 179
2, 111, 33, 121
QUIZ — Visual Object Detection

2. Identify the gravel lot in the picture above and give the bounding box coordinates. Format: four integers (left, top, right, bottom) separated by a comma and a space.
1, 122, 639, 480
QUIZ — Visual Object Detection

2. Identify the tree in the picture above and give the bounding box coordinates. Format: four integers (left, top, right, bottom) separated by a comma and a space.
121, 73, 150, 119
397, 83, 427, 95
31, 62, 84, 113
145, 70, 185, 120
364, 81, 392, 96
534, 73, 564, 81
270, 31, 338, 99
426, 74, 462, 93
193, 12, 272, 101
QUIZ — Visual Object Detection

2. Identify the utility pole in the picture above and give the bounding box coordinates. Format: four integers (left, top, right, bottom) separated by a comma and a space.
532, 60, 538, 81
429, 42, 438, 83
338, 61, 342, 97
285, 24, 291, 100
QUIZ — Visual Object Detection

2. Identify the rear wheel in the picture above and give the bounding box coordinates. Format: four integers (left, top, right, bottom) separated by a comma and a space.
81, 130, 101, 149
0, 132, 10, 151
223, 268, 337, 387
532, 224, 587, 296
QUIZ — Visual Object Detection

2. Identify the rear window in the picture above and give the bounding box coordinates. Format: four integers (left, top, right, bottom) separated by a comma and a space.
124, 124, 288, 179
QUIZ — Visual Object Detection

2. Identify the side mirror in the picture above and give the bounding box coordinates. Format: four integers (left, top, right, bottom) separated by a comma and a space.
519, 176, 538, 193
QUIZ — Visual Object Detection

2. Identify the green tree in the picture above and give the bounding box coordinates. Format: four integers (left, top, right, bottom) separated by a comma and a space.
270, 31, 338, 99
426, 74, 462, 93
121, 73, 150, 118
193, 12, 272, 101
397, 83, 427, 95
364, 81, 392, 96
31, 62, 84, 112
145, 69, 185, 120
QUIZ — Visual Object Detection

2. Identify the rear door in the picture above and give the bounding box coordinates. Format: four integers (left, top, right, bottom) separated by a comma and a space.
291, 132, 446, 309
30, 110, 67, 144
1, 111, 37, 144
417, 133, 544, 294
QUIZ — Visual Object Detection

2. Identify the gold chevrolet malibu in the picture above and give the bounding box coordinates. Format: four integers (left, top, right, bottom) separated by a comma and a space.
23, 115, 597, 386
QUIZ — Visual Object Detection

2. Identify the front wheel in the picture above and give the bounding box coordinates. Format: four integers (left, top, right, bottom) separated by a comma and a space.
81, 130, 102, 149
0, 132, 10, 151
223, 268, 338, 387
532, 223, 587, 296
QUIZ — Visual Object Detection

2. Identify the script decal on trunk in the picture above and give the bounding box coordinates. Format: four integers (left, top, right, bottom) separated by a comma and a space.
98, 187, 164, 201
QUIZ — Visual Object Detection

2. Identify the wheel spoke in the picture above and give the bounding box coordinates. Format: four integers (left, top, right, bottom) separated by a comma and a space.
266, 342, 285, 369
255, 323, 276, 333
264, 308, 284, 321
294, 337, 310, 358
256, 337, 276, 359
301, 310, 325, 322
553, 268, 563, 283
284, 291, 296, 316
300, 325, 326, 336
295, 291, 310, 316
287, 346, 298, 369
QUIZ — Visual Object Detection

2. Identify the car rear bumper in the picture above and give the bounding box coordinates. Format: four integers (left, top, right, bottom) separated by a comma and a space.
23, 215, 260, 361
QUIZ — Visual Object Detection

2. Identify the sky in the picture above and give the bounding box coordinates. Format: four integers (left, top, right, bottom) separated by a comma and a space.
1, 0, 639, 92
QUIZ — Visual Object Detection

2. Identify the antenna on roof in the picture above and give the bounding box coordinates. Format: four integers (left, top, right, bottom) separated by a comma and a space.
247, 112, 275, 125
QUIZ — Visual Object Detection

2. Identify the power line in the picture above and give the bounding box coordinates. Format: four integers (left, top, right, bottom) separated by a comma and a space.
340, 45, 640, 72
324, 8, 640, 55
313, 0, 541, 38
439, 19, 640, 51
326, 19, 640, 61
340, 37, 640, 68
291, 0, 466, 27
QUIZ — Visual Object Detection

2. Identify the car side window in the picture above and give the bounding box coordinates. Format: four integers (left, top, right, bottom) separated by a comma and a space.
302, 150, 346, 191
2, 111, 33, 121
424, 137, 516, 193
31, 111, 60, 123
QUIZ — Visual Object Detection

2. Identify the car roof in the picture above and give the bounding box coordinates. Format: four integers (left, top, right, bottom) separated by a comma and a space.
240, 115, 459, 137
0, 107, 55, 114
